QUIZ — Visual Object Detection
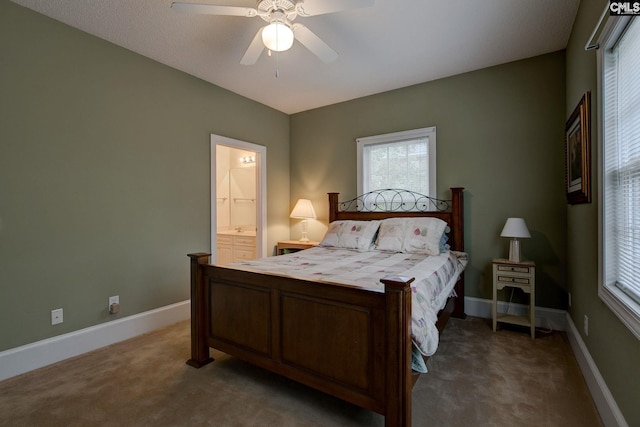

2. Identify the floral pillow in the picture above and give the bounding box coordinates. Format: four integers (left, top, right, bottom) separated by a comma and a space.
375, 218, 407, 252
339, 220, 381, 251
319, 221, 348, 247
320, 220, 380, 251
401, 218, 448, 255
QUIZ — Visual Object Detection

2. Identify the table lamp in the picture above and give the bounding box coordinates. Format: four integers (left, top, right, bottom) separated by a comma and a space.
290, 199, 316, 242
500, 218, 531, 263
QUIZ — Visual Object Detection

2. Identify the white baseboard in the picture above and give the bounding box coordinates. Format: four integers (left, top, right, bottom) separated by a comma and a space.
0, 300, 190, 382
464, 296, 567, 331
565, 313, 628, 427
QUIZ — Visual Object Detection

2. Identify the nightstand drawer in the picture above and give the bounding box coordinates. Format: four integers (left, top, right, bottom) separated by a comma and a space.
497, 264, 531, 274
497, 275, 530, 285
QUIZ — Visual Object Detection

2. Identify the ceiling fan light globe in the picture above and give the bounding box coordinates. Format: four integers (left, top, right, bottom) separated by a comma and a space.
262, 22, 294, 52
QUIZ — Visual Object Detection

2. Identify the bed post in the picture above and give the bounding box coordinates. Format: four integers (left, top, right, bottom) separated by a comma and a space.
186, 253, 214, 368
450, 187, 466, 319
449, 187, 464, 252
328, 192, 339, 223
381, 275, 414, 427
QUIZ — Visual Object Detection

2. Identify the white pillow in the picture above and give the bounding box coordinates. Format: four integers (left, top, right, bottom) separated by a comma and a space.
320, 220, 381, 251
319, 220, 347, 247
339, 220, 381, 251
375, 218, 407, 252
401, 217, 448, 255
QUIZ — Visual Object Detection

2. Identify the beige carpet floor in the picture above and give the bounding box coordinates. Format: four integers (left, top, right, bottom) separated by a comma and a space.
0, 316, 602, 427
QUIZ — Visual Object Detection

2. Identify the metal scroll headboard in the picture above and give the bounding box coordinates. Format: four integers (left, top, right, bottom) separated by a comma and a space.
337, 189, 451, 213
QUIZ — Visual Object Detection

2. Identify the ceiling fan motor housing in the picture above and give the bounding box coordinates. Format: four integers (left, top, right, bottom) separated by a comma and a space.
257, 0, 298, 22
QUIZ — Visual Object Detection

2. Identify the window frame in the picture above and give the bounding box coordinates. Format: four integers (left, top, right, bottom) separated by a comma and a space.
356, 127, 437, 203
597, 15, 640, 340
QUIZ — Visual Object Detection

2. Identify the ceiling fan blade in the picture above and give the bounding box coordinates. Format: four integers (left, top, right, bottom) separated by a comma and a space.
292, 23, 338, 63
240, 28, 266, 65
295, 0, 374, 17
171, 2, 257, 17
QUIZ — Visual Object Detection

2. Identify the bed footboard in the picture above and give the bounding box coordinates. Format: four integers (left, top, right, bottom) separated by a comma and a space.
187, 253, 414, 427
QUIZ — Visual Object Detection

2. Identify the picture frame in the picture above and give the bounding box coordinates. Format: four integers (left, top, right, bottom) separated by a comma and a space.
565, 91, 591, 204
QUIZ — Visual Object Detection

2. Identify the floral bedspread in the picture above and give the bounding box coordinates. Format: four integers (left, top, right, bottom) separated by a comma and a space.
224, 246, 468, 358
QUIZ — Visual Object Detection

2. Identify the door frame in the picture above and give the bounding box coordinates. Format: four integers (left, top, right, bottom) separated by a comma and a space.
210, 134, 267, 260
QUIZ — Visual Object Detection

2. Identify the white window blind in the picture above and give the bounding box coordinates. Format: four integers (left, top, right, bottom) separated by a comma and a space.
363, 138, 429, 195
356, 127, 437, 210
602, 17, 640, 326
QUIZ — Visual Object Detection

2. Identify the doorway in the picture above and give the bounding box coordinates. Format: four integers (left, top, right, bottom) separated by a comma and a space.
211, 134, 266, 265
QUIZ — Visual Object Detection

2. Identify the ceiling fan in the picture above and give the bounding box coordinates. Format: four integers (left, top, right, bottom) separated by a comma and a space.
171, 0, 374, 65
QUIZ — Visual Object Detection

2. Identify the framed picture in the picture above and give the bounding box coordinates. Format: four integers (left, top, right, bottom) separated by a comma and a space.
565, 91, 591, 204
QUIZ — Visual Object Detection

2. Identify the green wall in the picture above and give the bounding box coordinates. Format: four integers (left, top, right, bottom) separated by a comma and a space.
566, 1, 640, 425
290, 52, 567, 311
0, 1, 290, 351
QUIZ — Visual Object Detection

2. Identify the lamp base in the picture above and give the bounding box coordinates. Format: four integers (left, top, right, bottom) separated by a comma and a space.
299, 219, 309, 242
508, 238, 521, 263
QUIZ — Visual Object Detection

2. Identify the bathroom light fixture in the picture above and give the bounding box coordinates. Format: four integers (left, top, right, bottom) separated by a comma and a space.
240, 155, 256, 164
290, 199, 316, 242
500, 218, 531, 263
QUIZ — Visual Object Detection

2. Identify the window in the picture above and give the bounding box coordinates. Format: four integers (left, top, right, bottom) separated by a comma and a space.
356, 127, 436, 210
598, 16, 640, 340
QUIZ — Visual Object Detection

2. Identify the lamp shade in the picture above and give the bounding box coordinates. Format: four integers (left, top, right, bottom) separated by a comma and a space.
290, 199, 316, 219
500, 218, 531, 238
262, 22, 294, 52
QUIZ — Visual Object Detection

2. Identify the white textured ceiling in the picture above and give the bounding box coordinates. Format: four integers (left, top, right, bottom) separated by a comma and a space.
11, 0, 580, 114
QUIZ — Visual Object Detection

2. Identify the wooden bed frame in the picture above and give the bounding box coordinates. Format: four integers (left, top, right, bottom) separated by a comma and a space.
187, 187, 465, 427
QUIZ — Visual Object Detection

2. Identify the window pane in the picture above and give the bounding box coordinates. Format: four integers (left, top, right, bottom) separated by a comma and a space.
364, 137, 429, 196
357, 127, 436, 210
603, 17, 640, 315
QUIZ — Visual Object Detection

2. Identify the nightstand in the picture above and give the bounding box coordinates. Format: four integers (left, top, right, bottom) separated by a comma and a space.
492, 259, 536, 338
276, 240, 320, 255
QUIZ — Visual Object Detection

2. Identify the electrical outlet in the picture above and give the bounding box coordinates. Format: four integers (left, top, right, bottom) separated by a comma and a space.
584, 314, 589, 336
109, 295, 120, 314
51, 308, 63, 325
108, 295, 119, 310
568, 292, 572, 307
